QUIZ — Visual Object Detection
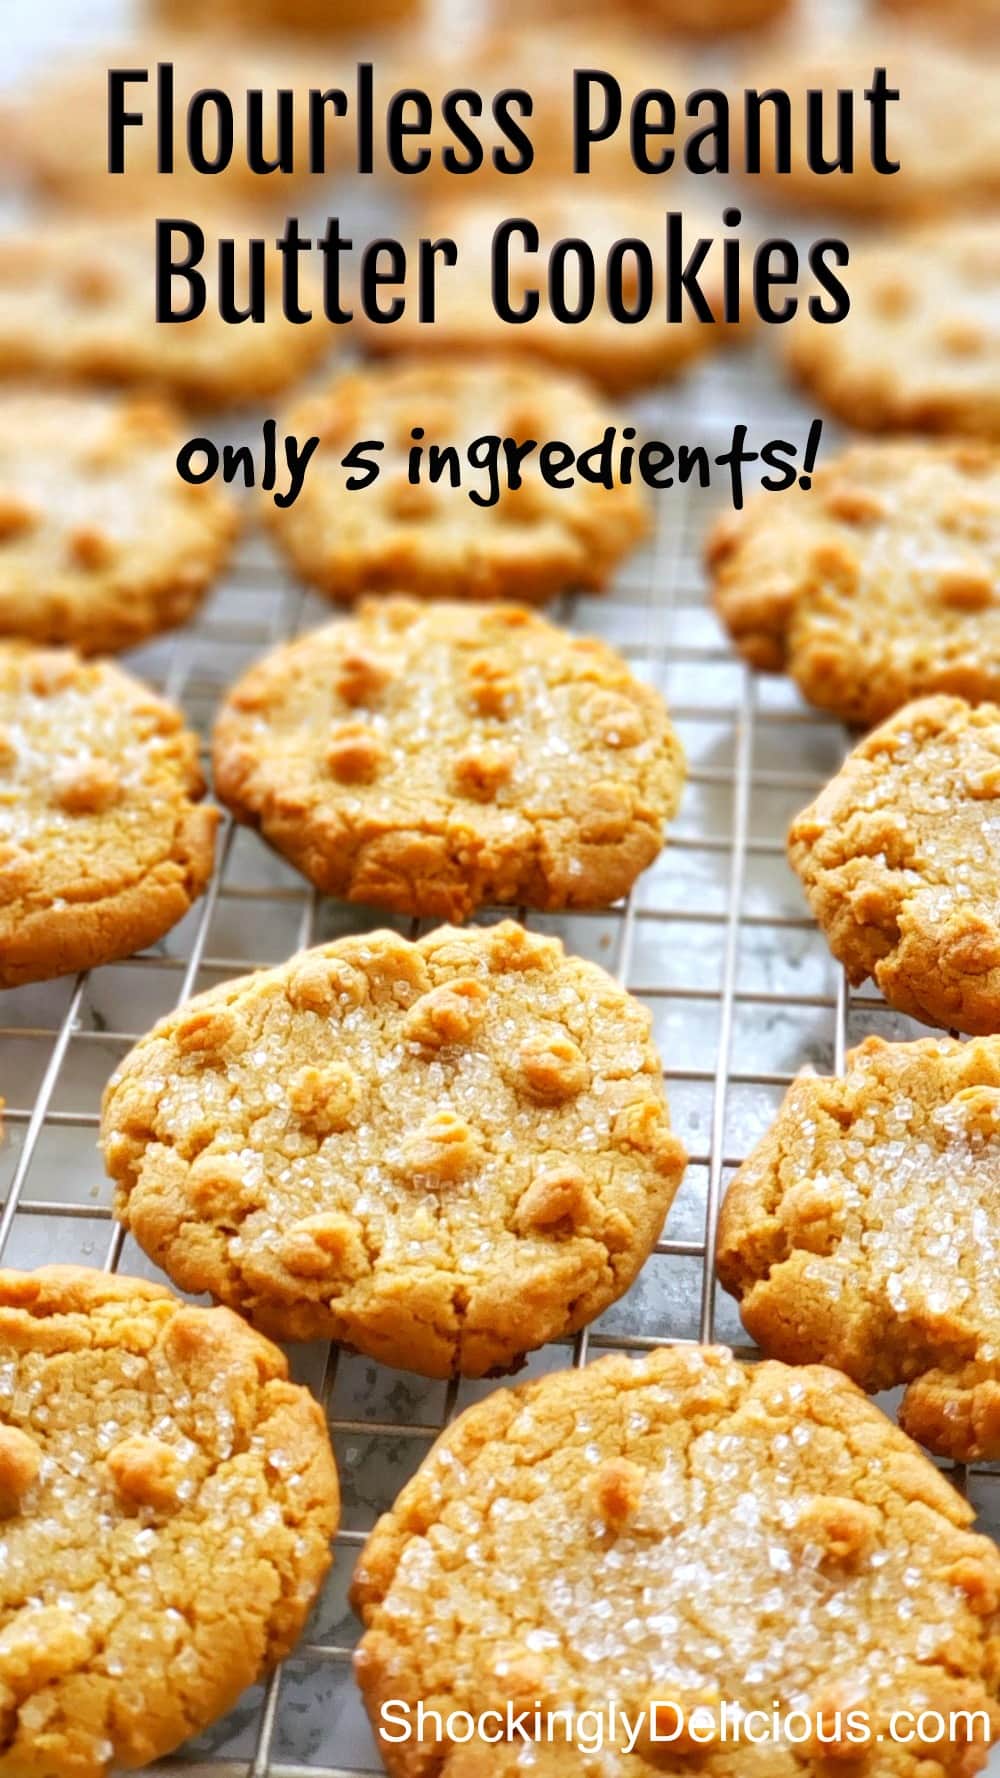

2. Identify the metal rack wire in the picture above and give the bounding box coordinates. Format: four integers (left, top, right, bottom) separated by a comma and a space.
2, 338, 998, 1776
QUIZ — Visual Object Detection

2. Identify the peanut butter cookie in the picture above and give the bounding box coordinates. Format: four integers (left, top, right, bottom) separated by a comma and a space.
0, 644, 216, 988
101, 921, 686, 1376
790, 697, 1000, 1035
212, 598, 683, 920
0, 1265, 338, 1778
881, 0, 1000, 38
265, 360, 648, 604
363, 192, 743, 393
742, 30, 1000, 215
158, 0, 417, 26
787, 220, 1000, 441
353, 1344, 1000, 1776
0, 217, 327, 408
719, 1034, 1000, 1464
708, 439, 1000, 721
642, 0, 790, 26
0, 391, 236, 654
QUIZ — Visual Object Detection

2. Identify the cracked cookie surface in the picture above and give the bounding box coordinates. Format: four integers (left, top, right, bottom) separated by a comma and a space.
0, 216, 327, 407
789, 696, 1000, 1035
212, 598, 683, 920
352, 1344, 1000, 1776
265, 360, 648, 604
708, 438, 1000, 721
101, 921, 686, 1376
0, 643, 216, 988
0, 1265, 338, 1778
787, 220, 1000, 442
0, 391, 236, 654
718, 1034, 1000, 1463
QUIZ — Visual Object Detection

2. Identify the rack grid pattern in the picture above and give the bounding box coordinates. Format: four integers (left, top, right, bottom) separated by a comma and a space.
3, 341, 998, 1775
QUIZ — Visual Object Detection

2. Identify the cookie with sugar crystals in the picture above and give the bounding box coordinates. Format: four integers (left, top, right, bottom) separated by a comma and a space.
0, 643, 216, 988
786, 219, 1000, 442
742, 30, 1000, 215
718, 1033, 1000, 1464
789, 696, 1000, 1035
0, 1265, 338, 1778
212, 598, 684, 920
362, 191, 745, 393
352, 1344, 1000, 1776
0, 390, 236, 654
265, 359, 648, 604
102, 920, 686, 1376
0, 216, 328, 407
707, 438, 1000, 722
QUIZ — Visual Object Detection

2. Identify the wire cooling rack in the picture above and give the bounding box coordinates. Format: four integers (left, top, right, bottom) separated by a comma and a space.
3, 4, 1000, 1775
1, 339, 998, 1776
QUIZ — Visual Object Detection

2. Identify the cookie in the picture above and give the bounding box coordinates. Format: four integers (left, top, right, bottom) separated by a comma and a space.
742, 31, 1000, 215
642, 0, 789, 26
789, 697, 1000, 1035
157, 0, 417, 27
718, 1033, 1000, 1465
352, 1344, 1000, 1777
101, 920, 686, 1376
881, 0, 1000, 38
0, 1265, 338, 1778
361, 191, 743, 393
2, 38, 338, 207
708, 438, 1000, 721
0, 216, 327, 408
0, 390, 236, 655
786, 220, 1000, 442
265, 360, 649, 604
0, 644, 216, 988
212, 598, 684, 919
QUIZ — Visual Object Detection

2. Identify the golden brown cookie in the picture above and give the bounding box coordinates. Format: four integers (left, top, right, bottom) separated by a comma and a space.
789, 697, 1000, 1035
0, 644, 216, 988
265, 360, 648, 604
641, 0, 790, 26
2, 38, 340, 207
212, 598, 684, 919
742, 30, 1000, 215
708, 438, 1000, 721
102, 920, 686, 1376
0, 216, 327, 408
157, 0, 418, 27
881, 0, 1000, 38
786, 220, 1000, 441
0, 390, 236, 654
718, 1034, 1000, 1465
0, 1265, 338, 1778
353, 1344, 1000, 1777
362, 191, 744, 393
